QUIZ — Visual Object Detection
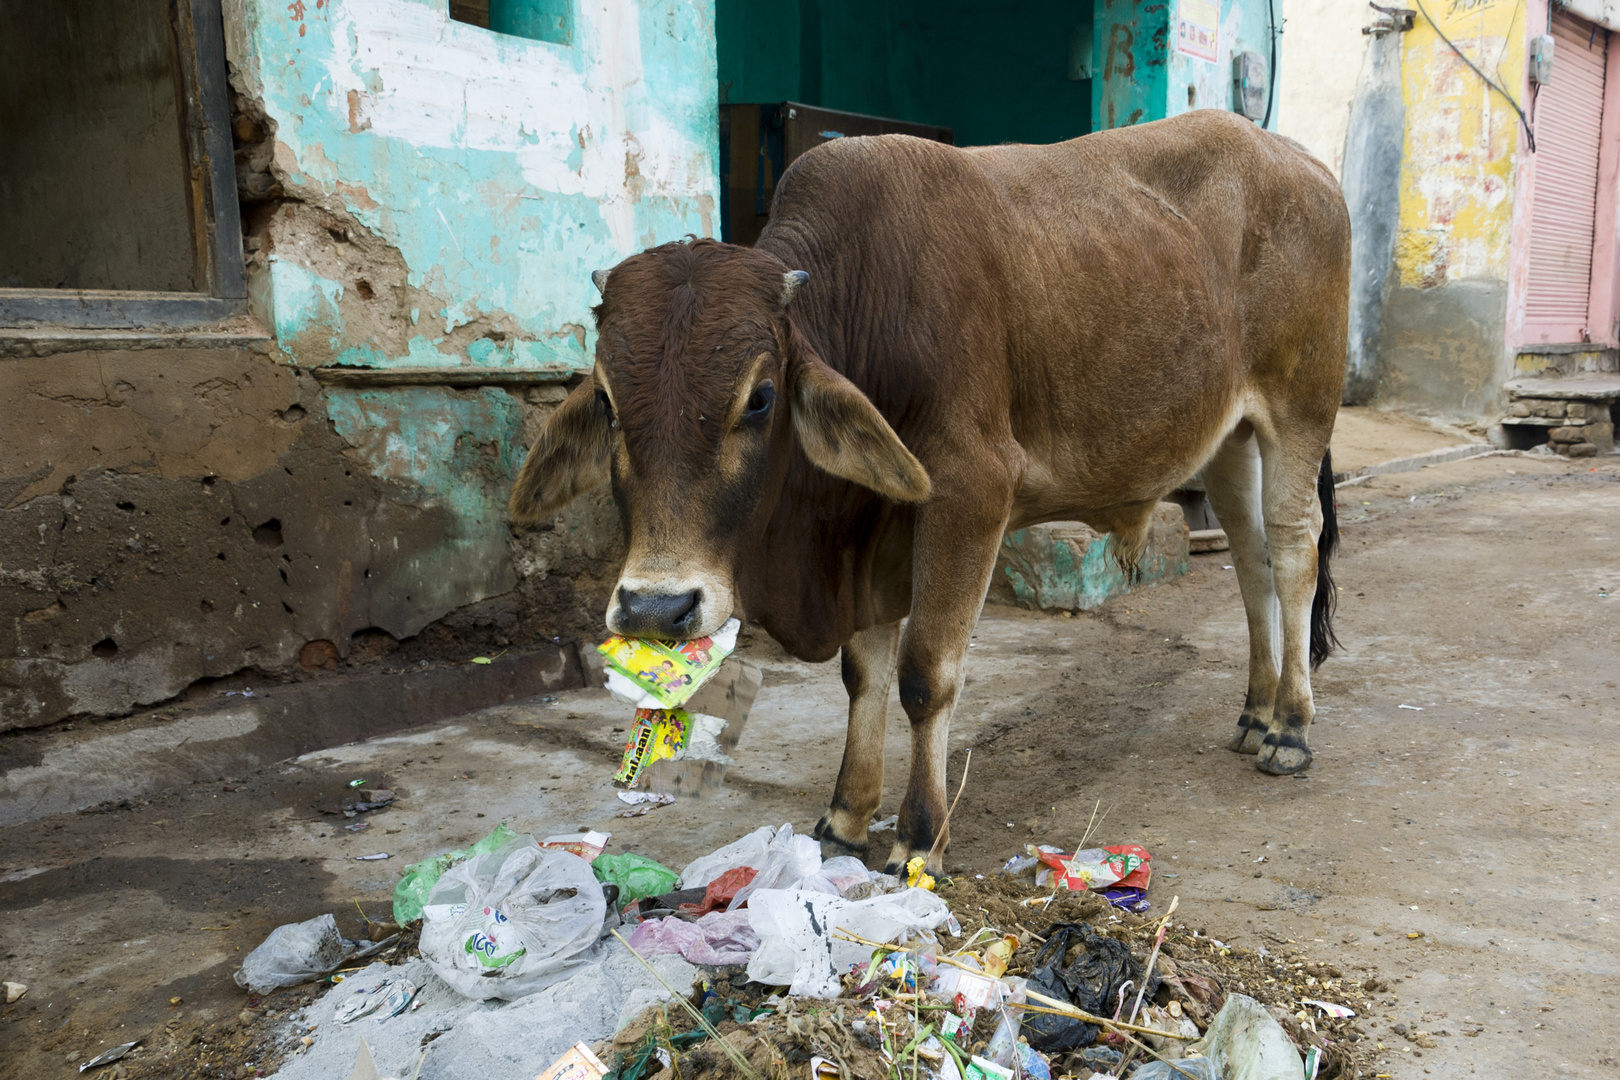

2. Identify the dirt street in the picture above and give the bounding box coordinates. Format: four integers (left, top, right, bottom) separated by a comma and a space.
1, 441, 1616, 1080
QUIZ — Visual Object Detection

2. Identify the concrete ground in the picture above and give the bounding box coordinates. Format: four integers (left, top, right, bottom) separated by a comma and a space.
1, 424, 1616, 1079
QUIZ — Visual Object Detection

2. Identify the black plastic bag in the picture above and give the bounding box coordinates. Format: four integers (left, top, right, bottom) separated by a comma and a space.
1021, 922, 1158, 1052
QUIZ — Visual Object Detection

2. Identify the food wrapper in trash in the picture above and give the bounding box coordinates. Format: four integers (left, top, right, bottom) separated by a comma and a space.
613, 709, 691, 785
538, 831, 611, 862
533, 1042, 608, 1080
597, 619, 739, 709
1030, 844, 1151, 892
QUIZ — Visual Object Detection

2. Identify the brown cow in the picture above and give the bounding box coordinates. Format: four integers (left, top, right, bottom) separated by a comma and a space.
510, 110, 1348, 874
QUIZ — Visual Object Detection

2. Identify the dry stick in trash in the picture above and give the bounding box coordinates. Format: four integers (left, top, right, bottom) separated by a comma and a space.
1130, 894, 1181, 1024
1065, 798, 1111, 879
1016, 991, 1208, 1080
926, 750, 972, 865
1114, 894, 1182, 1080
610, 930, 764, 1080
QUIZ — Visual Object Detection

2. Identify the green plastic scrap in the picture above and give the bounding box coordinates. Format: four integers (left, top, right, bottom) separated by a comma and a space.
590, 852, 679, 907
391, 822, 520, 924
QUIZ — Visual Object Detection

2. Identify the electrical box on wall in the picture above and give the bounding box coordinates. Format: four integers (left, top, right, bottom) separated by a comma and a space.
1530, 33, 1555, 85
1232, 50, 1268, 121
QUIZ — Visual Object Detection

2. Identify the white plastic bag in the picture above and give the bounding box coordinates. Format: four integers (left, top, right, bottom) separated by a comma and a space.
745, 886, 951, 997
804, 855, 871, 896
419, 835, 605, 1000
727, 824, 823, 910
234, 913, 346, 994
677, 825, 775, 890
1198, 993, 1306, 1080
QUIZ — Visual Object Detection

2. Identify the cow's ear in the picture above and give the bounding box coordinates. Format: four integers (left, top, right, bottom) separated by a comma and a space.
508, 376, 612, 525
788, 331, 931, 503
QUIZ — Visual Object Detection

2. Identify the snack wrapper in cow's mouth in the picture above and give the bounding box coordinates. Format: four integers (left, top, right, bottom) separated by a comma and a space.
597, 618, 740, 710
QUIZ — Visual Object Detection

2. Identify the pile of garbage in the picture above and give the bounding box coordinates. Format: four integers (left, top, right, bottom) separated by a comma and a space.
218, 633, 1371, 1080
225, 816, 1370, 1080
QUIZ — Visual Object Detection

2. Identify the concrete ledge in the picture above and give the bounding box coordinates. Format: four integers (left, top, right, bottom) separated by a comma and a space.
1333, 443, 1495, 484
312, 366, 578, 387
0, 643, 584, 827
991, 503, 1189, 613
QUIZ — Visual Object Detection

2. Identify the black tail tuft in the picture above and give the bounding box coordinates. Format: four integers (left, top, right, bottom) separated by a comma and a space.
1309, 448, 1341, 669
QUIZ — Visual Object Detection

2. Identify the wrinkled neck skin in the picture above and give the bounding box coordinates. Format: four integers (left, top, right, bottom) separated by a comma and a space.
731, 444, 916, 665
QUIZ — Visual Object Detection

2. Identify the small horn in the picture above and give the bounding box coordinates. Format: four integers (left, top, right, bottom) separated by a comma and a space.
781, 270, 810, 305
591, 269, 611, 295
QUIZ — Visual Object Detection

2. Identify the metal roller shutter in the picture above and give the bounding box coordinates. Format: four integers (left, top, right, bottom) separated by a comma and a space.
1523, 10, 1608, 342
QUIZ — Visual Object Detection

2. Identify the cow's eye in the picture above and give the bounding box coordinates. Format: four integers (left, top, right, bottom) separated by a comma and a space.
596, 388, 617, 428
743, 381, 775, 423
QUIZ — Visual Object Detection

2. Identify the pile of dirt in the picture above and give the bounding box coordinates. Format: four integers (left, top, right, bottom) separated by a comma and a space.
599, 872, 1381, 1080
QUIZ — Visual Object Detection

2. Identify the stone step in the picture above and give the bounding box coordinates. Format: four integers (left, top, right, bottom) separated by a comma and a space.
1504, 374, 1620, 401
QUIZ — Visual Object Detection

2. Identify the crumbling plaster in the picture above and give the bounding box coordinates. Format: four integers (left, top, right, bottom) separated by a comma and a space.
1375, 0, 1527, 417
223, 0, 718, 372
0, 350, 620, 730
3, 0, 715, 729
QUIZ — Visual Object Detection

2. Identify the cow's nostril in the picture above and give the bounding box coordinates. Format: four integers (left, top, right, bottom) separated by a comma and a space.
618, 587, 702, 638
670, 591, 701, 633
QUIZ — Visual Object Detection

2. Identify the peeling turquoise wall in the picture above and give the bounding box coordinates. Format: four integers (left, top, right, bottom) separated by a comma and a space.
218, 0, 718, 640
229, 0, 718, 373
1096, 0, 1278, 131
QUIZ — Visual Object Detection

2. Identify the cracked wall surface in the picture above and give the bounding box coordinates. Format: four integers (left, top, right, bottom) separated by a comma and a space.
0, 349, 622, 729
224, 0, 718, 374
2, 0, 711, 729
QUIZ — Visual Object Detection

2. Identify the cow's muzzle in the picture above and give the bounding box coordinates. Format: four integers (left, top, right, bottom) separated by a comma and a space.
612, 586, 703, 639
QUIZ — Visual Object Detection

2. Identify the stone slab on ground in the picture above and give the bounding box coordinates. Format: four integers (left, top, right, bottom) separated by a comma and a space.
992, 502, 1188, 612
270, 948, 696, 1080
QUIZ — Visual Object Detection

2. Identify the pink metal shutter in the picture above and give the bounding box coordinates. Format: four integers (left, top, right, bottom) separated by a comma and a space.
1523, 11, 1609, 341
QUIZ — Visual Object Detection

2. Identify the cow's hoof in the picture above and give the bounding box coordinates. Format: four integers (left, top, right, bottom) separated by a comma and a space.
813, 813, 868, 859
1227, 715, 1268, 755
882, 841, 943, 878
1255, 735, 1312, 775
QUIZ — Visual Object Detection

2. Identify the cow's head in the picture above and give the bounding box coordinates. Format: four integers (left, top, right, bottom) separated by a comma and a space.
508, 238, 930, 639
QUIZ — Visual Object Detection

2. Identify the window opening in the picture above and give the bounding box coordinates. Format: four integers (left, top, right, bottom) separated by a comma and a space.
450, 0, 572, 45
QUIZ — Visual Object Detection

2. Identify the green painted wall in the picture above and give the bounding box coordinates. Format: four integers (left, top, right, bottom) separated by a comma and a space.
717, 0, 1094, 146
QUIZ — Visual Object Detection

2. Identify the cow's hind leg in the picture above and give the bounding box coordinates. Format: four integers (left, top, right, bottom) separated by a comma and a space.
1251, 424, 1331, 775
814, 620, 901, 859
1201, 427, 1281, 755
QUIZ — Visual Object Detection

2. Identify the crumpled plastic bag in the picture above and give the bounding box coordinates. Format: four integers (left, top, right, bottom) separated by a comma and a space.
726, 824, 823, 910
678, 825, 775, 890
1196, 993, 1305, 1080
419, 834, 605, 1000
1021, 922, 1156, 1052
234, 913, 346, 994
626, 910, 760, 966
392, 822, 521, 924
1133, 1058, 1219, 1080
679, 867, 757, 916
592, 852, 679, 907
746, 886, 950, 997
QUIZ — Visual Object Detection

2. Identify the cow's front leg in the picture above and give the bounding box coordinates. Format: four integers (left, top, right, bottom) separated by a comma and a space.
885, 506, 1010, 876
814, 621, 901, 858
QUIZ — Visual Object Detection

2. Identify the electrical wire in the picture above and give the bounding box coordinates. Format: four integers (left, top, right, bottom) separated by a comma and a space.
1413, 0, 1537, 152
1261, 0, 1279, 128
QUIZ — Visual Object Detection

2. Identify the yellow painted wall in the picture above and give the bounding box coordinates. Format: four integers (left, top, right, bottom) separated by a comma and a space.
1395, 0, 1528, 288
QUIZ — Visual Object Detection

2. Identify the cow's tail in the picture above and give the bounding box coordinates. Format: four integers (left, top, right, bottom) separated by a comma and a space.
1309, 449, 1340, 669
